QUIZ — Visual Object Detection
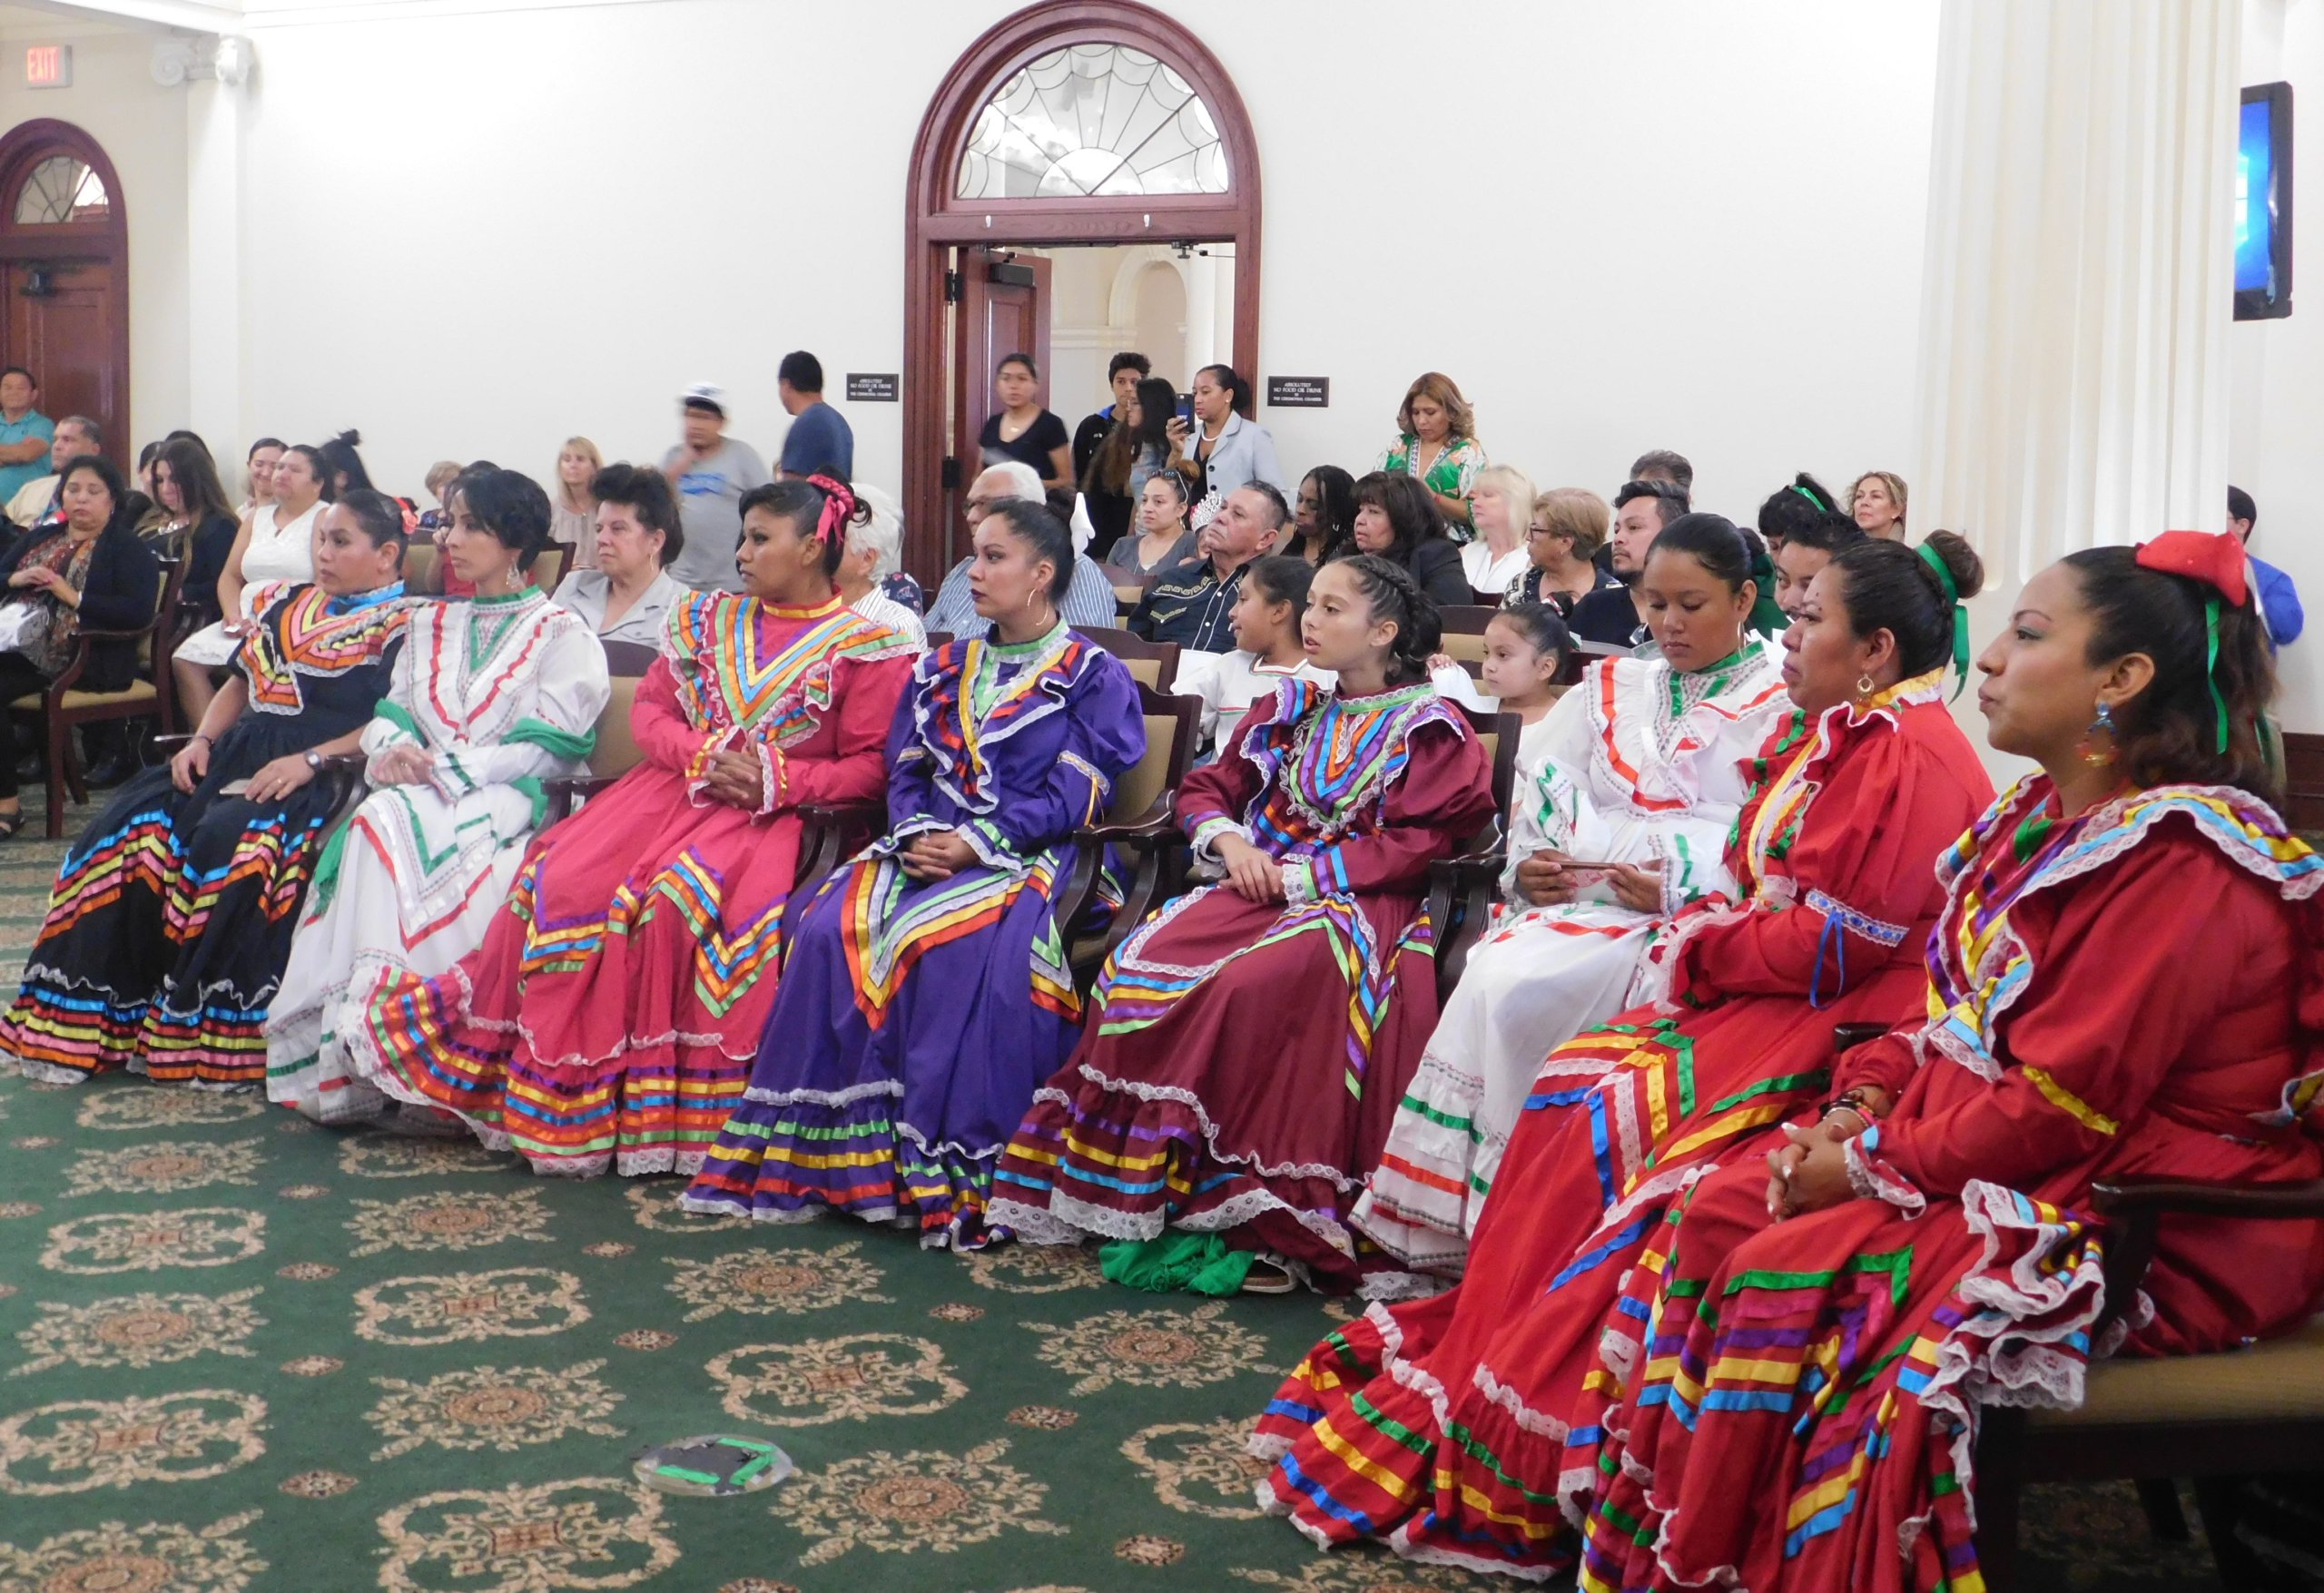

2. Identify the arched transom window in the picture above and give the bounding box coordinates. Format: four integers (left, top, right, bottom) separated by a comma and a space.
956, 44, 1228, 200
14, 154, 110, 225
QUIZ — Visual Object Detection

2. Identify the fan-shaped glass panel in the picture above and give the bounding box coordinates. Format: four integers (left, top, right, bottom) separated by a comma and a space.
957, 44, 1228, 200
14, 155, 108, 225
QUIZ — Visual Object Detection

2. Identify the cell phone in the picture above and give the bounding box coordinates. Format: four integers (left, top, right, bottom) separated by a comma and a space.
220, 780, 251, 797
1175, 395, 1193, 423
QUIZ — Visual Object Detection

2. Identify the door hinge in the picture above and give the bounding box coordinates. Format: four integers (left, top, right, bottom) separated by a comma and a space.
943, 269, 963, 304
940, 457, 962, 490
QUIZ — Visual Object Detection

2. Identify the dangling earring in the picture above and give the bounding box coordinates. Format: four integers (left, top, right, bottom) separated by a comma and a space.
2077, 700, 2117, 767
1855, 673, 1877, 703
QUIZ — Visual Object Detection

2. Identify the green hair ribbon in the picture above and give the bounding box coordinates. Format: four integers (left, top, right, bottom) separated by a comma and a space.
1789, 483, 1830, 513
1915, 539, 1970, 700
2204, 595, 2228, 754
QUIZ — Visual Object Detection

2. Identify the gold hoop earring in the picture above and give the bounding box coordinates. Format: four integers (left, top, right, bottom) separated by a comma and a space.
1855, 673, 1877, 702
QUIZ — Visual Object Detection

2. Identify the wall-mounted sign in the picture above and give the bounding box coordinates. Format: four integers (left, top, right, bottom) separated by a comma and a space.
846, 373, 900, 403
1266, 376, 1329, 408
25, 44, 71, 89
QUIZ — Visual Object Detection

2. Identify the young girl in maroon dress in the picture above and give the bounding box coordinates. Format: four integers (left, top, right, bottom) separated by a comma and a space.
1258, 533, 1997, 1572
1573, 535, 2319, 1592
990, 556, 1497, 1293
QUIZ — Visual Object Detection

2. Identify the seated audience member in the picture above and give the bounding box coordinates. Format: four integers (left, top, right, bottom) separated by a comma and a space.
549, 437, 604, 572
777, 350, 854, 480
549, 463, 688, 646
318, 428, 374, 497
853, 482, 923, 615
1377, 372, 1489, 536
1474, 600, 1570, 735
269, 467, 609, 1123
924, 462, 1117, 637
0, 457, 162, 837
1849, 467, 1908, 539
1346, 515, 1788, 1265
1770, 504, 1866, 617
1074, 355, 1156, 558
684, 501, 1144, 1243
1286, 465, 1355, 566
1261, 536, 2000, 1573
174, 442, 330, 723
834, 475, 925, 645
1169, 362, 1285, 501
1349, 471, 1471, 606
2230, 485, 2303, 647
346, 477, 916, 1175
1508, 486, 1620, 615
1755, 469, 1844, 556
1629, 447, 1692, 493
1103, 467, 1198, 589
1566, 478, 1685, 648
1462, 464, 1535, 595
1128, 480, 1291, 651
0, 367, 55, 508
417, 459, 461, 534
990, 556, 1494, 1293
4, 414, 100, 530
1574, 533, 2319, 1593
1175, 554, 1334, 752
0, 491, 408, 1086
148, 438, 241, 628
235, 437, 283, 521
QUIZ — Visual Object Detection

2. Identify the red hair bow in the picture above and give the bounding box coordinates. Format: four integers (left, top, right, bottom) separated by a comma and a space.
2134, 529, 2248, 607
804, 474, 856, 546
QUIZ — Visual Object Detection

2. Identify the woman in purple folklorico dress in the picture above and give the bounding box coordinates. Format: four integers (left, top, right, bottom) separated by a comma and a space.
684, 500, 1145, 1247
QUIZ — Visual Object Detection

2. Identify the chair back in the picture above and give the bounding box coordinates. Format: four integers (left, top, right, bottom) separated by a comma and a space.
588, 641, 658, 780
1438, 604, 1496, 666
1113, 681, 1200, 823
600, 638, 660, 677
1453, 703, 1524, 825
924, 630, 952, 652
138, 557, 186, 674
1078, 624, 1181, 693
532, 546, 568, 592
401, 541, 441, 595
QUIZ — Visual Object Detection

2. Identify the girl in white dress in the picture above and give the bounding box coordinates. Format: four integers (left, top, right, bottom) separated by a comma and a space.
267, 467, 609, 1125
1354, 515, 1792, 1278
175, 442, 328, 722
1176, 555, 1334, 754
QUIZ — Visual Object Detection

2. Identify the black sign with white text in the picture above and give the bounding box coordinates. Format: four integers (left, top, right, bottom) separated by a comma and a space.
1266, 377, 1330, 408
845, 373, 900, 403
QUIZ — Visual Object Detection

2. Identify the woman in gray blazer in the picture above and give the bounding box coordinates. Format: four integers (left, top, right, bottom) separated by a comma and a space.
1167, 364, 1285, 506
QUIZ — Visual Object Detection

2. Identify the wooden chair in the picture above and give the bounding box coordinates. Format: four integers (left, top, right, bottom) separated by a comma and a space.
924, 631, 953, 652
1077, 624, 1181, 693
1815, 1022, 2324, 1593
400, 541, 441, 595
1437, 604, 1498, 670
1420, 705, 1526, 1002
1049, 680, 1203, 990
539, 644, 656, 824
10, 556, 188, 839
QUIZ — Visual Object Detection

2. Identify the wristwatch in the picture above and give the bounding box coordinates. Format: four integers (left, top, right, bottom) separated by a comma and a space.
304, 752, 324, 772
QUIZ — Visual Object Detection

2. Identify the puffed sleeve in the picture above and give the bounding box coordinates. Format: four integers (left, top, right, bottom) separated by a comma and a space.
768, 651, 914, 811
1652, 713, 1990, 1006
1280, 717, 1496, 905
632, 655, 719, 776
958, 651, 1147, 868
1498, 678, 1610, 905
428, 621, 614, 797
1856, 837, 2270, 1207
884, 663, 942, 833
1177, 695, 1274, 864
359, 609, 431, 762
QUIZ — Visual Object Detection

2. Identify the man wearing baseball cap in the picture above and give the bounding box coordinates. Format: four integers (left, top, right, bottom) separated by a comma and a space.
660, 383, 771, 592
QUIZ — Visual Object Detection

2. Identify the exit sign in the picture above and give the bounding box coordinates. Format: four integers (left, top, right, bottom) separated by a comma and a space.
25, 45, 71, 89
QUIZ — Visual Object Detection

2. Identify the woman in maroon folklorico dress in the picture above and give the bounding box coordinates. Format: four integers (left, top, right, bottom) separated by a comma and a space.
1570, 536, 2323, 1593
1256, 534, 1996, 1572
990, 556, 1496, 1293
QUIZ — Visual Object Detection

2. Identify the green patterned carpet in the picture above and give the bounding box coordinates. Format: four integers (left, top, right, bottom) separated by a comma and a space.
0, 792, 2232, 1593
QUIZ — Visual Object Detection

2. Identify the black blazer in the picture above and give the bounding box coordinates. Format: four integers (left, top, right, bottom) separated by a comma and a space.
1404, 536, 1474, 608
0, 524, 162, 692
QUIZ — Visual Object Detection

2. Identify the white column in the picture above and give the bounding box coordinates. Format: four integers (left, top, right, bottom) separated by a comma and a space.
183, 68, 243, 462
1182, 254, 1217, 375
1913, 0, 2240, 585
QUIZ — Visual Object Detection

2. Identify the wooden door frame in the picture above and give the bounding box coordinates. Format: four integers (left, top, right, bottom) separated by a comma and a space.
953, 247, 1054, 495
902, 0, 1262, 583
0, 119, 129, 461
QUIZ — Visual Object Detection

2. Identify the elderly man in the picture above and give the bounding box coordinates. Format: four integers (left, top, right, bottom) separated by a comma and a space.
5, 413, 99, 530
1126, 481, 1288, 653
921, 461, 1117, 639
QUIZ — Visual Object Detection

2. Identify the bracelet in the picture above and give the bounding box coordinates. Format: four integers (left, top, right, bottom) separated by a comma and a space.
1826, 1087, 1884, 1120
191, 733, 214, 747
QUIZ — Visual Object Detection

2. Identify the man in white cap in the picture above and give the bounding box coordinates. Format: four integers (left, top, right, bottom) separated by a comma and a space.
661, 382, 771, 592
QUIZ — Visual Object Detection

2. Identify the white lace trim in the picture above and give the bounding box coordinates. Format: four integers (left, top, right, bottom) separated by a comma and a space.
1059, 1063, 1365, 1185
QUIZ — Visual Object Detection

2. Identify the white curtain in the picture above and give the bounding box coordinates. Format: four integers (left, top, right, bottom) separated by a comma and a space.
1914, 0, 2240, 584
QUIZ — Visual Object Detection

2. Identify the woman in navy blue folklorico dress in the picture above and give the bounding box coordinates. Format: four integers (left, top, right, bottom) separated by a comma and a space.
685, 501, 1144, 1246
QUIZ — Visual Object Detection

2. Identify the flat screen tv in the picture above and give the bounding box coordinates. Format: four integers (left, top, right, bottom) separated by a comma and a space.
2237, 82, 2293, 320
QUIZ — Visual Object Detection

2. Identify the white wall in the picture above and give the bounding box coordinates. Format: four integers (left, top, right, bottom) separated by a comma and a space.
2232, 0, 2324, 732
6, 0, 1941, 566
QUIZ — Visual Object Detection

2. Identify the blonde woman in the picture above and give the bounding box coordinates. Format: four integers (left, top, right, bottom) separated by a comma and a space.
1850, 469, 1907, 540
1461, 463, 1535, 595
551, 436, 604, 571
1509, 487, 1622, 616
1376, 371, 1486, 532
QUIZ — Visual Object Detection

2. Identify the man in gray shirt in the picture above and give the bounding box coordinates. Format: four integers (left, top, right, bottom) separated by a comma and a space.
660, 382, 770, 592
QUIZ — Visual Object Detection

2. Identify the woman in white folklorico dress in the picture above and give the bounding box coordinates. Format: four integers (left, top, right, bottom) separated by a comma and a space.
267, 467, 610, 1125
1353, 514, 1792, 1281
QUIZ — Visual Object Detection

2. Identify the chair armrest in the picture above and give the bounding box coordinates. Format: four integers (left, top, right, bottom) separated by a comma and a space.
1831, 1022, 1892, 1057
1428, 848, 1508, 1005
1075, 806, 1184, 848
315, 752, 367, 773
74, 625, 155, 643
798, 799, 885, 827
2090, 1175, 2324, 1222
541, 772, 623, 825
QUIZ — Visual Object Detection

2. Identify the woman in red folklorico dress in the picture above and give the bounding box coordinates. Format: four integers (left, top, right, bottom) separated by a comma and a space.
990, 556, 1496, 1293
1574, 535, 2323, 1593
1256, 534, 1997, 1573
350, 477, 916, 1175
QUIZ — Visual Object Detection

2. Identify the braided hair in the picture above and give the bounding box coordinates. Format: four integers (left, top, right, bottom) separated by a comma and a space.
1337, 553, 1442, 685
